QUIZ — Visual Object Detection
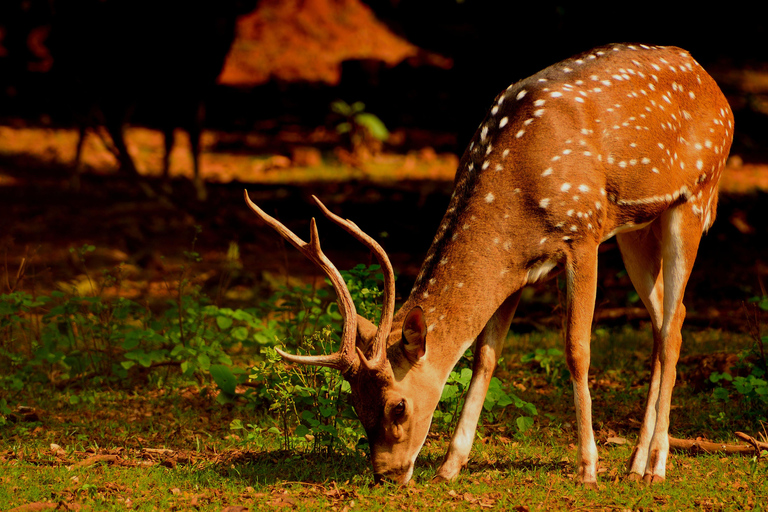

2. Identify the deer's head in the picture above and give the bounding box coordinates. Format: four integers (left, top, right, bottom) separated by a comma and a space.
245, 192, 442, 484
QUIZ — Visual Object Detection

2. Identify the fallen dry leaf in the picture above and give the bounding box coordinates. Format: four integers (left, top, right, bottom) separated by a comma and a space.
70, 454, 118, 468
6, 503, 58, 512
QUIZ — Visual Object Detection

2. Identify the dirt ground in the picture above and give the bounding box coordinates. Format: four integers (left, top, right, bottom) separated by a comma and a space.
1, 125, 767, 336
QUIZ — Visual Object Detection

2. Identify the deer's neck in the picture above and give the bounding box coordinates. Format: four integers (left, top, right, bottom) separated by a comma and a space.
393, 155, 543, 373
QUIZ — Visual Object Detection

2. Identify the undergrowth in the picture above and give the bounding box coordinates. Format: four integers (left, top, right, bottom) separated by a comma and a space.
1, 236, 766, 456
0, 241, 537, 454
709, 297, 768, 424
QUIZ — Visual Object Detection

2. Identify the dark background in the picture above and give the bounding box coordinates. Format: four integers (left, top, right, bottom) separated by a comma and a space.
2, 1, 767, 155
0, 0, 766, 326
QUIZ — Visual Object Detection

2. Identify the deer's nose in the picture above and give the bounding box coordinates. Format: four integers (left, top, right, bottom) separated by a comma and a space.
373, 466, 413, 486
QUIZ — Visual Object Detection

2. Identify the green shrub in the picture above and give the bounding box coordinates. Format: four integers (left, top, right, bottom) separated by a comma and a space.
237, 263, 386, 453
1, 242, 537, 452
434, 350, 537, 434
331, 100, 390, 151
709, 295, 768, 423
521, 347, 570, 389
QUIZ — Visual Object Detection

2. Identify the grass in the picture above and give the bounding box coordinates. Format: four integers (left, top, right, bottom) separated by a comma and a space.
2, 323, 767, 511
2, 425, 765, 510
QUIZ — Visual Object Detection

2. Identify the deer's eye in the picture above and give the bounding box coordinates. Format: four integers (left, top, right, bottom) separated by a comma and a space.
393, 400, 406, 419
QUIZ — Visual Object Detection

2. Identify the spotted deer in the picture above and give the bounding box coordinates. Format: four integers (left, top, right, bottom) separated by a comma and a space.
245, 43, 733, 486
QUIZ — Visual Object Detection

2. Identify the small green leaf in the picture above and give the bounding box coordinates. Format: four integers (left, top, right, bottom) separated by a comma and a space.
516, 416, 534, 432
710, 372, 732, 383
493, 392, 514, 409
331, 100, 352, 116
713, 387, 730, 400
216, 316, 233, 330
458, 368, 473, 387
355, 113, 389, 141
336, 121, 352, 134
232, 326, 249, 341
441, 383, 458, 401
295, 424, 310, 438
210, 364, 237, 395
197, 353, 211, 370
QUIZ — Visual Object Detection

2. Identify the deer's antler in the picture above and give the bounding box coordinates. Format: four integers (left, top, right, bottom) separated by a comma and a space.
311, 195, 396, 371
244, 190, 360, 374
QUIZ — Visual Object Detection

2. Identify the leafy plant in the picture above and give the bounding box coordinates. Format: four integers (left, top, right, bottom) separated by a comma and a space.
1, 238, 541, 454
331, 100, 389, 154
709, 295, 768, 423
340, 263, 384, 322
521, 347, 570, 388
0, 240, 278, 394
434, 350, 537, 433
247, 342, 361, 454
237, 263, 389, 454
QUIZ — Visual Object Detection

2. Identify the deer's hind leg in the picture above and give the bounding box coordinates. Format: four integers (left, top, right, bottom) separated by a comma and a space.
616, 220, 664, 481
617, 206, 703, 483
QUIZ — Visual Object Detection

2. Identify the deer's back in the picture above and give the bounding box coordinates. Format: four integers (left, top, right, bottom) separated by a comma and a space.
452, 43, 733, 248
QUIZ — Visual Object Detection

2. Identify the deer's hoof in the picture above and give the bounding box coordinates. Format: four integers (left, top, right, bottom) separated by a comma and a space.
432, 466, 461, 483
642, 473, 665, 485
431, 474, 450, 484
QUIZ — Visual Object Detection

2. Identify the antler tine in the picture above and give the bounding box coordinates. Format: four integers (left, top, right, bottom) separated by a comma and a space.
244, 190, 359, 373
311, 195, 396, 370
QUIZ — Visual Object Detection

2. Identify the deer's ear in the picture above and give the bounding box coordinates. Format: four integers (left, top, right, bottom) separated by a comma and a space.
356, 314, 378, 349
402, 306, 427, 361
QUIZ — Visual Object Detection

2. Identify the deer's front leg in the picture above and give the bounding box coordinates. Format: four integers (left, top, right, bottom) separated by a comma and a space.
564, 247, 599, 488
433, 291, 521, 482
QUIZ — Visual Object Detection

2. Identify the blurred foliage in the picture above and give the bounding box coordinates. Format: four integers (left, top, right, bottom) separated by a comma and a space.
331, 100, 389, 155
709, 295, 768, 424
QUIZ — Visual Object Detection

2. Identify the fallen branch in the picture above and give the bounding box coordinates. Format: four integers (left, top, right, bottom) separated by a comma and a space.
143, 448, 175, 455
669, 432, 768, 455
735, 431, 768, 451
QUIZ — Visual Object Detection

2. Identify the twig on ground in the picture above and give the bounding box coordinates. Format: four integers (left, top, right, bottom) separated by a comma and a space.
669, 433, 768, 456
734, 431, 768, 451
